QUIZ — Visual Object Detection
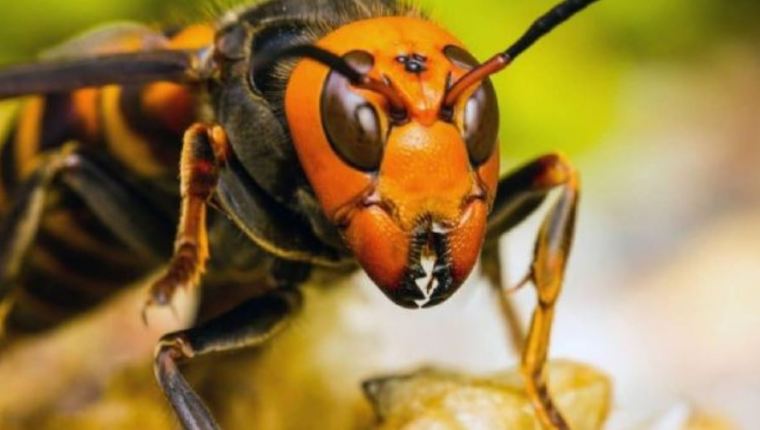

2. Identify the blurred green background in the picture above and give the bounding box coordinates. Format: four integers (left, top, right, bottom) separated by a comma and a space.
1, 0, 759, 429
0, 0, 756, 160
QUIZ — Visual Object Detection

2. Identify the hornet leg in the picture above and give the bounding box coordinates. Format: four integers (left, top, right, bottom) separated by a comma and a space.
146, 124, 230, 308
155, 288, 302, 430
0, 144, 77, 297
481, 150, 556, 354
485, 153, 579, 430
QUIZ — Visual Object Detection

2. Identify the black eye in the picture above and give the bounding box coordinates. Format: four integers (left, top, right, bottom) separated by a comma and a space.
321, 50, 385, 172
444, 45, 500, 166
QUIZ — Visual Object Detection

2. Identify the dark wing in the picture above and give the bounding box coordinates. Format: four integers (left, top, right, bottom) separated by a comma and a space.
0, 50, 203, 100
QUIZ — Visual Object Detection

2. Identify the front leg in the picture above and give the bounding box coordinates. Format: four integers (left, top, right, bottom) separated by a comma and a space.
146, 124, 230, 309
155, 288, 302, 430
485, 153, 579, 430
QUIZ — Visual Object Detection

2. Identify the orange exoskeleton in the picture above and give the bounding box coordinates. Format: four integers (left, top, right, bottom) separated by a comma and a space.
0, 0, 599, 428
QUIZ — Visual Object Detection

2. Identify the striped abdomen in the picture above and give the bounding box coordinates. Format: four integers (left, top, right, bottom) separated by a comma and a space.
0, 24, 213, 339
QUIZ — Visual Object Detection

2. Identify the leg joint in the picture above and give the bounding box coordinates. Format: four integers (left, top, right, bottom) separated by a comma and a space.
534, 152, 579, 190
155, 332, 195, 364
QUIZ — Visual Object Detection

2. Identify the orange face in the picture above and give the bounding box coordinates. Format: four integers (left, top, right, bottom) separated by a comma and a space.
285, 17, 500, 308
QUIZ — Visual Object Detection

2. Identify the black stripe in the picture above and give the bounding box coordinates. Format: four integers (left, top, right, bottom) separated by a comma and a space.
119, 84, 183, 165
24, 268, 110, 312
39, 93, 79, 151
36, 229, 147, 284
0, 126, 17, 192
4, 299, 60, 334
57, 189, 129, 243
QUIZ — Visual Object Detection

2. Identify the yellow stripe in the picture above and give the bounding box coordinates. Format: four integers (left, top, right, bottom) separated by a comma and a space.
14, 97, 44, 180
0, 100, 17, 140
101, 85, 168, 177
0, 296, 13, 339
0, 100, 20, 209
72, 88, 101, 140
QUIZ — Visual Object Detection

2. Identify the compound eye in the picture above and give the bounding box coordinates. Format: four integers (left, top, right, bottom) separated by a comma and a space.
462, 80, 499, 165
321, 50, 385, 172
444, 45, 500, 166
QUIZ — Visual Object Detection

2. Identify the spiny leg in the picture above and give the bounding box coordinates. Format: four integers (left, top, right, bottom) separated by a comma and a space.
155, 288, 301, 430
521, 155, 578, 430
481, 153, 554, 359
146, 124, 229, 309
0, 144, 78, 297
485, 153, 579, 429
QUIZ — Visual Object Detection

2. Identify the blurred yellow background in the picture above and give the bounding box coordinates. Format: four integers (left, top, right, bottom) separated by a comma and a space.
0, 0, 758, 429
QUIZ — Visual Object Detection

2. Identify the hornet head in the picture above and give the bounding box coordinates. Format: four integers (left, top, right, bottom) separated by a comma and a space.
285, 17, 500, 308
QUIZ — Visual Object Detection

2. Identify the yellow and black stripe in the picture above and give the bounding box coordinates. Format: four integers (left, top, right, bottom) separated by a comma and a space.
0, 24, 214, 340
